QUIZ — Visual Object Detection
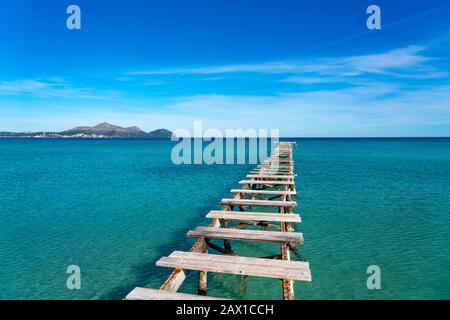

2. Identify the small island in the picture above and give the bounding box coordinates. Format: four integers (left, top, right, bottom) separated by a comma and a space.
0, 122, 175, 139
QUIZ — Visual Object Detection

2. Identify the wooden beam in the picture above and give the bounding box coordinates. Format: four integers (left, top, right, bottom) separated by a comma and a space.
156, 251, 311, 281
220, 198, 297, 207
246, 174, 295, 179
126, 287, 228, 300
239, 180, 295, 185
230, 189, 296, 196
206, 210, 301, 223
187, 226, 304, 244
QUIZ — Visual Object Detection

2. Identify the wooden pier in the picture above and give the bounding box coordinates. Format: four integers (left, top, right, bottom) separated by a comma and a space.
126, 142, 311, 300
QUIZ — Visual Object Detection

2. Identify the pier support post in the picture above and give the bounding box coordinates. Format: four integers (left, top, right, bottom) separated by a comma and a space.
281, 241, 295, 300
222, 219, 233, 251
198, 270, 208, 295
280, 184, 295, 300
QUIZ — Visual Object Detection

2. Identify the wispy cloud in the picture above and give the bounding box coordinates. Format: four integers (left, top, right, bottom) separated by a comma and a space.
127, 61, 307, 75
127, 46, 447, 83
0, 79, 120, 100
0, 80, 53, 94
142, 80, 164, 86
280, 76, 340, 84
202, 77, 225, 81
115, 76, 135, 82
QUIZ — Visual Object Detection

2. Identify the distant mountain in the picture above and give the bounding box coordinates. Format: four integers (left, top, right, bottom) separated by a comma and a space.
147, 129, 174, 139
62, 122, 149, 138
0, 122, 175, 139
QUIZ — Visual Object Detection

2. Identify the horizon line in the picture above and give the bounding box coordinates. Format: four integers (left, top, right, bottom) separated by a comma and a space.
1, 136, 450, 139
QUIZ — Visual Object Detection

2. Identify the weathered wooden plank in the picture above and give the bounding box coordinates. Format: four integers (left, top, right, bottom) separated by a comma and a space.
250, 171, 292, 175
156, 251, 311, 281
253, 167, 292, 170
239, 180, 294, 185
169, 251, 309, 269
257, 168, 293, 172
261, 159, 292, 162
206, 210, 301, 223
187, 226, 304, 244
250, 171, 293, 175
126, 287, 228, 300
262, 156, 292, 160
261, 158, 293, 162
255, 165, 292, 168
253, 166, 292, 170
220, 198, 297, 207
246, 174, 294, 179
230, 189, 296, 196
258, 164, 293, 168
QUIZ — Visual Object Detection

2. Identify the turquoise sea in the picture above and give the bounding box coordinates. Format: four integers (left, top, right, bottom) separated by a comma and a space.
1, 138, 450, 300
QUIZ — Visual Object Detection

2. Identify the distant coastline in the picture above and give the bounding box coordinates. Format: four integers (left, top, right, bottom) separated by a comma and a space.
0, 122, 175, 139
0, 123, 448, 140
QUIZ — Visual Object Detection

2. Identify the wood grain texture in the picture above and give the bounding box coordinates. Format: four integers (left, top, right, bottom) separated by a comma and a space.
230, 189, 296, 195
187, 226, 304, 244
126, 287, 228, 300
156, 251, 311, 281
239, 180, 295, 185
206, 210, 301, 223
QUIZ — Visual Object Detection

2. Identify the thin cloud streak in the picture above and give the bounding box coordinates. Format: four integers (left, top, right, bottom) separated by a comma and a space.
0, 79, 121, 101
128, 46, 445, 82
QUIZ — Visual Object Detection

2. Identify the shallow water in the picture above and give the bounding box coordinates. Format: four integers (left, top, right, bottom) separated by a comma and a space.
0, 138, 449, 299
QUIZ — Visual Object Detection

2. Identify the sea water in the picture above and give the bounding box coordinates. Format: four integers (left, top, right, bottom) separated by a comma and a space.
0, 138, 449, 299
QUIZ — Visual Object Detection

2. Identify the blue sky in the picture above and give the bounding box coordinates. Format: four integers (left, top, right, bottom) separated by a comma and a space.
1, 0, 450, 136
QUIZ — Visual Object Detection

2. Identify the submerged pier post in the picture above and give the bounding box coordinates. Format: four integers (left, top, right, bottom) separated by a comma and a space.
222, 205, 233, 252
198, 270, 207, 295
222, 223, 232, 252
